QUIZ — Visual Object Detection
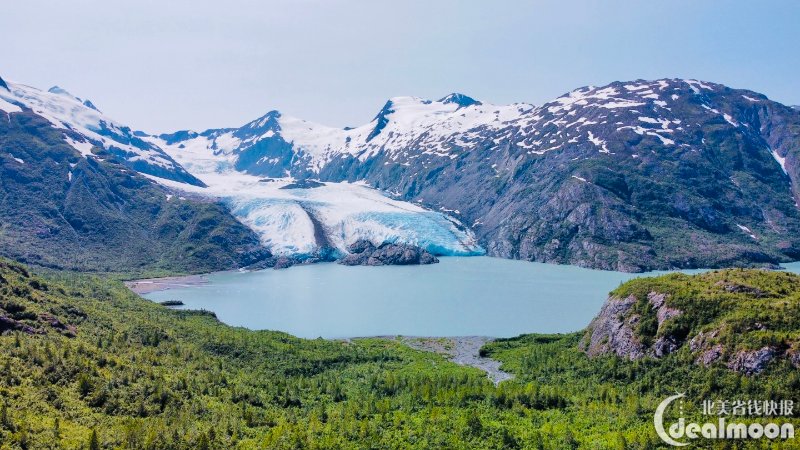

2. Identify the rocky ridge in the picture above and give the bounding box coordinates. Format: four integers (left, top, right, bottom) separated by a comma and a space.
581, 269, 800, 375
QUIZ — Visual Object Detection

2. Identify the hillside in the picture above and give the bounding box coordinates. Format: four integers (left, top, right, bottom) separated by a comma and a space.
2, 260, 799, 448
0, 80, 270, 274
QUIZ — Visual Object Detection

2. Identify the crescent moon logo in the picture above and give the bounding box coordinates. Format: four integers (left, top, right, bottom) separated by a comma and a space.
654, 393, 688, 446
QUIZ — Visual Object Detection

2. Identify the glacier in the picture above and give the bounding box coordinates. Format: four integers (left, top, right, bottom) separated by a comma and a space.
145, 168, 483, 258
0, 76, 484, 259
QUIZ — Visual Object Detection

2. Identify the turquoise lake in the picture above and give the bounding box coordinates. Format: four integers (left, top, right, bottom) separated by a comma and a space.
143, 257, 799, 339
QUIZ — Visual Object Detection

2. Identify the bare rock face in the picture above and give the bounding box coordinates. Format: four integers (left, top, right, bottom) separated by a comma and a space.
338, 240, 439, 266
690, 330, 726, 365
648, 292, 681, 325
788, 346, 800, 369
0, 315, 39, 335
698, 344, 725, 366
727, 347, 776, 375
653, 335, 681, 358
583, 269, 800, 375
582, 291, 685, 360
582, 295, 645, 359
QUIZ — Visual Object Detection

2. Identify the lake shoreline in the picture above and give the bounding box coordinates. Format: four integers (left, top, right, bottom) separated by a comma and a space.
391, 336, 513, 385
124, 255, 738, 296
125, 273, 514, 382
124, 274, 212, 294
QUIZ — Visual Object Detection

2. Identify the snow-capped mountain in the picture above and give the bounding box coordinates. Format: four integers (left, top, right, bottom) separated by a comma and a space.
150, 79, 800, 271
140, 93, 521, 259
155, 80, 793, 182
0, 78, 202, 186
147, 113, 483, 258
153, 93, 534, 178
4, 73, 799, 271
0, 75, 269, 273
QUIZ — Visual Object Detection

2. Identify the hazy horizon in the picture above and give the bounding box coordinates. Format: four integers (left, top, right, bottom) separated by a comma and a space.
2, 0, 798, 133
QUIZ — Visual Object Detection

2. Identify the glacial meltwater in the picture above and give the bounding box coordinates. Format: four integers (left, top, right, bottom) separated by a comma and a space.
143, 256, 710, 338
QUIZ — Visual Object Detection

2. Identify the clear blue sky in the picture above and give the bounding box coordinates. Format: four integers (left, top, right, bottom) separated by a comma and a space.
1, 0, 798, 133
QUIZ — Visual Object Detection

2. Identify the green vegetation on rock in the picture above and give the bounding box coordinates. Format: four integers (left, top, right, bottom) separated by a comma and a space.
589, 269, 800, 369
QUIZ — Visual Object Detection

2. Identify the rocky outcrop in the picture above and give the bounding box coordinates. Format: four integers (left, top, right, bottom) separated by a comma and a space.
698, 344, 725, 366
726, 347, 776, 375
690, 330, 726, 366
714, 281, 770, 298
584, 290, 795, 375
582, 291, 685, 359
788, 346, 800, 369
583, 270, 800, 375
279, 179, 325, 189
648, 292, 682, 324
0, 305, 75, 337
245, 249, 337, 270
0, 314, 39, 335
40, 313, 77, 337
338, 240, 439, 266
582, 295, 644, 359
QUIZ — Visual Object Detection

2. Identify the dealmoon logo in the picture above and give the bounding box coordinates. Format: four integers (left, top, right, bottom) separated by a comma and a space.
654, 394, 795, 446
654, 394, 689, 446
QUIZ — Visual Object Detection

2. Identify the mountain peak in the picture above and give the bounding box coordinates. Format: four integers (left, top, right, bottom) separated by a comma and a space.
367, 100, 395, 142
158, 130, 199, 145
46, 85, 100, 111
438, 93, 481, 108
82, 99, 100, 112
248, 110, 282, 128
0, 75, 8, 91
47, 85, 75, 97
261, 109, 282, 119
229, 110, 283, 140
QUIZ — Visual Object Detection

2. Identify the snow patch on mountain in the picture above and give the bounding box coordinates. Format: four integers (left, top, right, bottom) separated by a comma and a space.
0, 97, 22, 114
64, 136, 95, 157
0, 79, 201, 185
770, 148, 788, 174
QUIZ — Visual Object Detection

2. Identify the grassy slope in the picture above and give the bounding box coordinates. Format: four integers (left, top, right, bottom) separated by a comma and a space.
2, 261, 800, 449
